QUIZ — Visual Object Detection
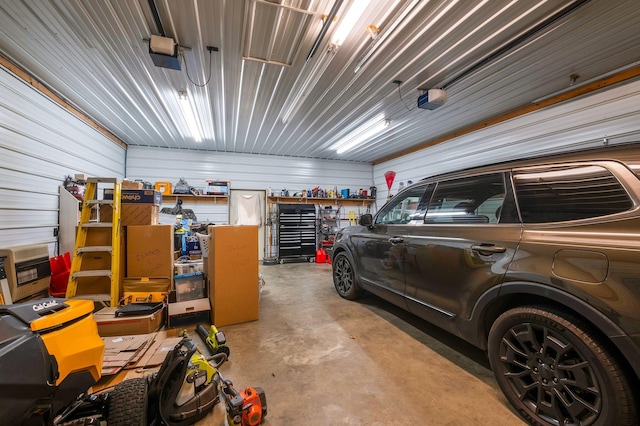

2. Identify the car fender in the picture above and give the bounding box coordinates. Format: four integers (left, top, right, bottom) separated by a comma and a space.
331, 242, 359, 275
466, 281, 640, 380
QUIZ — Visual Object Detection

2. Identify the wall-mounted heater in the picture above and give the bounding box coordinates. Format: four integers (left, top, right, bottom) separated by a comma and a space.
0, 244, 51, 303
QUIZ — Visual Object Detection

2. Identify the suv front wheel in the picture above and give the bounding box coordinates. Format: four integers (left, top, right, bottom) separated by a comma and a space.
332, 252, 364, 300
488, 306, 637, 426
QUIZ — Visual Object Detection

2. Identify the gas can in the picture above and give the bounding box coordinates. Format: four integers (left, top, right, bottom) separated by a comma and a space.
316, 248, 327, 263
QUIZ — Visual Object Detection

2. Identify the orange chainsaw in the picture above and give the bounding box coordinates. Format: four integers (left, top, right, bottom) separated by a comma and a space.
222, 378, 267, 426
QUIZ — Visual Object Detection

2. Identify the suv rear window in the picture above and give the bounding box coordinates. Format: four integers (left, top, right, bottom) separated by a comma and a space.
513, 164, 633, 223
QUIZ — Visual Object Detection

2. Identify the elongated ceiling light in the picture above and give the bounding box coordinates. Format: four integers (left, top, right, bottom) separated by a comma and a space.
331, 0, 372, 48
178, 91, 203, 142
333, 115, 390, 154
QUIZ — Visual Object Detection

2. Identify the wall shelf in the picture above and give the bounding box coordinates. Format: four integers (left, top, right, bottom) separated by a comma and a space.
267, 196, 373, 207
162, 194, 228, 204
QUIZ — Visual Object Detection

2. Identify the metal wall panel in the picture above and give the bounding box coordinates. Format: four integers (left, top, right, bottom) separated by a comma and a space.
0, 67, 125, 254
373, 80, 640, 205
126, 146, 373, 224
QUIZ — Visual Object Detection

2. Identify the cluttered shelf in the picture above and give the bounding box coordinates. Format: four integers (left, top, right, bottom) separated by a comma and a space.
162, 194, 228, 204
267, 196, 374, 206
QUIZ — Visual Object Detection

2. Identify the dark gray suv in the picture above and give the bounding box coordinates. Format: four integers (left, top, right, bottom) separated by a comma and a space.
332, 144, 640, 426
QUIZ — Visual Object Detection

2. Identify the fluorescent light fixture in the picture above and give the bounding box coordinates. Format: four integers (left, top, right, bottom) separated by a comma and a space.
334, 115, 390, 154
331, 0, 372, 48
178, 91, 203, 142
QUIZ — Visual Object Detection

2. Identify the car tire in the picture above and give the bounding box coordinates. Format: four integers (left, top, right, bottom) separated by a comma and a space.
332, 252, 363, 300
107, 378, 148, 426
488, 306, 638, 426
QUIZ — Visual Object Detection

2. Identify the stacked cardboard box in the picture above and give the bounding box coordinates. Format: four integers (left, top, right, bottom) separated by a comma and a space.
126, 225, 173, 278
94, 307, 164, 337
206, 225, 259, 326
101, 189, 161, 226
90, 224, 174, 337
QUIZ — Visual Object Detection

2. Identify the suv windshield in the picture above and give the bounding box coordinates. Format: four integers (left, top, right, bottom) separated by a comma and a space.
375, 184, 430, 224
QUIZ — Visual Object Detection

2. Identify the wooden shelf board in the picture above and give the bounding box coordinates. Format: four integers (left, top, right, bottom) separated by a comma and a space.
267, 196, 373, 206
162, 194, 228, 204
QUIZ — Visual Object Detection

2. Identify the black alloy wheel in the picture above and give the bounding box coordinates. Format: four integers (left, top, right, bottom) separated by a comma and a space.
488, 306, 638, 426
332, 252, 363, 300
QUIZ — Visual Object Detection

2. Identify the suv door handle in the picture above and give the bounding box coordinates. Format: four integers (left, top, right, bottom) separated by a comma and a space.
471, 244, 506, 254
388, 237, 404, 244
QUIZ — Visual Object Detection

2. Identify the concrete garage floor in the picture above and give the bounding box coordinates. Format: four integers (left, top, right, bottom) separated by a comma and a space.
197, 262, 525, 426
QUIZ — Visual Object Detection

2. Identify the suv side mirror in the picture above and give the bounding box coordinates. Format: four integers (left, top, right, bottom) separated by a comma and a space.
358, 213, 373, 227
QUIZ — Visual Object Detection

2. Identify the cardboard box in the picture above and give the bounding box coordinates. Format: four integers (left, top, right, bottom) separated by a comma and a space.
84, 226, 112, 246
122, 205, 159, 226
100, 333, 155, 376
207, 225, 259, 326
123, 277, 170, 303
127, 225, 174, 278
73, 225, 125, 298
136, 335, 184, 367
90, 329, 180, 393
93, 306, 165, 337
167, 298, 211, 328
122, 180, 144, 190
80, 251, 111, 271
104, 189, 162, 205
205, 180, 229, 195
101, 204, 159, 226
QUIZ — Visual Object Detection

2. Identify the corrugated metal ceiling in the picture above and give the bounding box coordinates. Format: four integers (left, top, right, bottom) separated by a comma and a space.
0, 0, 639, 163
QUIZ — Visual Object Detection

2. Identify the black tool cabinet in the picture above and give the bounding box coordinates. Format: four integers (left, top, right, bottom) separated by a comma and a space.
277, 203, 316, 263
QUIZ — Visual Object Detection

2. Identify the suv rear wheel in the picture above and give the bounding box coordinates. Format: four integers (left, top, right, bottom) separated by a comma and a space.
488, 306, 637, 426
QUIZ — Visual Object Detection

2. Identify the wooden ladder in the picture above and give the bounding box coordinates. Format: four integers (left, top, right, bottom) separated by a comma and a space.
66, 177, 122, 306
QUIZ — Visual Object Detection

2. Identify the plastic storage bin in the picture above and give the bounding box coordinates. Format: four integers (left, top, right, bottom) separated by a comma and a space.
174, 271, 205, 302
174, 259, 204, 275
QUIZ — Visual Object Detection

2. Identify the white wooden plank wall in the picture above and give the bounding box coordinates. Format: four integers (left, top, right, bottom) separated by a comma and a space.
126, 147, 374, 224
0, 67, 125, 254
374, 80, 640, 203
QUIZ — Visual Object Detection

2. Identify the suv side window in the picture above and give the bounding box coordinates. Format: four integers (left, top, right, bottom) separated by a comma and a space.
376, 183, 432, 224
513, 164, 633, 223
425, 173, 506, 224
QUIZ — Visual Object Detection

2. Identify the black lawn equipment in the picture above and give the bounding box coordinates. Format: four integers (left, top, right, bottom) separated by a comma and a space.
0, 297, 265, 425
0, 298, 105, 425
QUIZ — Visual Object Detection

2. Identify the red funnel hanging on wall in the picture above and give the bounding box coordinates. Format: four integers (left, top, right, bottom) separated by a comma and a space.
384, 171, 396, 190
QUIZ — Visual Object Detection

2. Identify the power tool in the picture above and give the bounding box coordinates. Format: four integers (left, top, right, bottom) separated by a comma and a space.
222, 378, 267, 426
196, 323, 267, 425
147, 337, 222, 426
196, 322, 230, 358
